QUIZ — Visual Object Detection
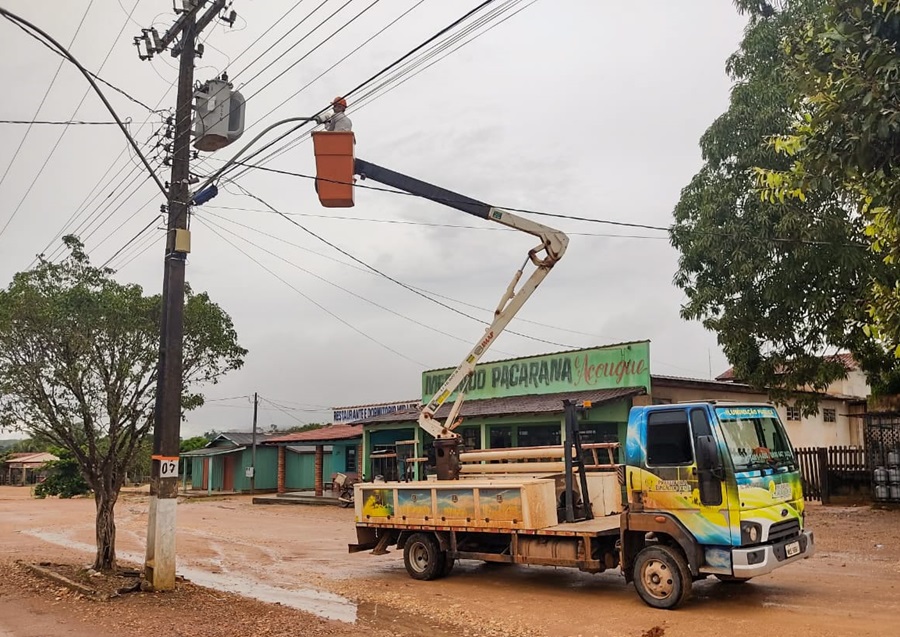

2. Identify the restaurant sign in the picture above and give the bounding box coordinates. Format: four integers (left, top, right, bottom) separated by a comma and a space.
421, 341, 651, 402
333, 401, 420, 423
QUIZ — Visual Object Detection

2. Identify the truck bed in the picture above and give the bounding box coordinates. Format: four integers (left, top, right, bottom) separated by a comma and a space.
534, 515, 621, 536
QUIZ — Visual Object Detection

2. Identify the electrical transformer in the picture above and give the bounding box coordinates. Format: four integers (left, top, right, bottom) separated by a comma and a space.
193, 78, 245, 152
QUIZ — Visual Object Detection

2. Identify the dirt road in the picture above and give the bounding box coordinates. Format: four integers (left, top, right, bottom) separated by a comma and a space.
2, 486, 898, 636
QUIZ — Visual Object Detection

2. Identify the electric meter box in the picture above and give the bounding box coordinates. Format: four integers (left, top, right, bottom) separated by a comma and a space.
193, 78, 245, 152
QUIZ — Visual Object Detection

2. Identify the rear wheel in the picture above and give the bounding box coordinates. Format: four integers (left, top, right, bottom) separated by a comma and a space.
633, 545, 692, 610
403, 533, 443, 581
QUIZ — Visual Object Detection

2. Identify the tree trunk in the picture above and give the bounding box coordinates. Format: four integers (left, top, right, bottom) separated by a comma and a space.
94, 490, 118, 571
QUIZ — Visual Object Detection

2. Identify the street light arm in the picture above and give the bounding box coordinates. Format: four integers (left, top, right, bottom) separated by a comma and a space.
192, 116, 318, 199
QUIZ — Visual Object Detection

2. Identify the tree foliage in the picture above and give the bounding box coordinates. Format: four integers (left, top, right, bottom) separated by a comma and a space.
34, 449, 91, 499
0, 236, 246, 569
672, 0, 900, 413
755, 0, 900, 363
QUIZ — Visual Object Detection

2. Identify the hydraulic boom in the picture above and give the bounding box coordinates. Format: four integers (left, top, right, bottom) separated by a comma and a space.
353, 160, 569, 478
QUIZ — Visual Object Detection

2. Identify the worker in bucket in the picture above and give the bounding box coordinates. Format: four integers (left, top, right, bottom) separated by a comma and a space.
316, 96, 352, 132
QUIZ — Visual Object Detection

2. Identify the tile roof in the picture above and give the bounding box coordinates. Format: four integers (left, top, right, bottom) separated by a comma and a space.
354, 386, 647, 425
716, 353, 859, 381
653, 374, 866, 401
266, 424, 363, 444
3, 452, 58, 466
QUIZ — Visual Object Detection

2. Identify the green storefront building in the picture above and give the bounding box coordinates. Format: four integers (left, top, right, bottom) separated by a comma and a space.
356, 341, 653, 480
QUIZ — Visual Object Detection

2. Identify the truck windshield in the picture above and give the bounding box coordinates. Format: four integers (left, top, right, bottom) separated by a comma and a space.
715, 406, 795, 472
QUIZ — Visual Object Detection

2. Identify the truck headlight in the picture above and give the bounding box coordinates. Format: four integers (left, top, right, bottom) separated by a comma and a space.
741, 521, 762, 545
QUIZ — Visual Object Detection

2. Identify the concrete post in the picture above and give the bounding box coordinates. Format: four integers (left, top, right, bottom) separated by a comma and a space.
314, 445, 324, 497
277, 445, 286, 494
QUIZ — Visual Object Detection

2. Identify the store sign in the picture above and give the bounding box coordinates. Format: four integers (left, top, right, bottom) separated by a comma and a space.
333, 401, 420, 423
421, 341, 651, 402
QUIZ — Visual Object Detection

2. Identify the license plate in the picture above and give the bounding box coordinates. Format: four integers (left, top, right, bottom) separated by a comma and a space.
785, 540, 801, 557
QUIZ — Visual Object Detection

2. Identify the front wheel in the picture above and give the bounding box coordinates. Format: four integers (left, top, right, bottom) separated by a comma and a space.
633, 545, 692, 610
403, 533, 443, 581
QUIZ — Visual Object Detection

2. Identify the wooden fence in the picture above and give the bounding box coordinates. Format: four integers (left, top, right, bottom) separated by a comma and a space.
795, 446, 869, 504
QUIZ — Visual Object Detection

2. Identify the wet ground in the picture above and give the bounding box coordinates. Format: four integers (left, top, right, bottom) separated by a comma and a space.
2, 486, 899, 636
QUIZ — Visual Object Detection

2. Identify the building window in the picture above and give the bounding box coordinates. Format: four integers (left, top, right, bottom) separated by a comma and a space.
823, 408, 837, 423
786, 406, 801, 421
461, 427, 481, 451
345, 446, 357, 473
646, 411, 693, 466
517, 424, 561, 447
489, 426, 513, 449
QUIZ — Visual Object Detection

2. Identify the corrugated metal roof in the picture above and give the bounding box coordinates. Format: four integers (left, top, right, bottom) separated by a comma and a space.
181, 446, 246, 457
355, 386, 646, 425
267, 424, 362, 444
212, 432, 273, 446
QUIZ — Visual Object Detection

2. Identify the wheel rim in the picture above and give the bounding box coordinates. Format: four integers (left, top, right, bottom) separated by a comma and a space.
642, 559, 675, 600
409, 542, 430, 573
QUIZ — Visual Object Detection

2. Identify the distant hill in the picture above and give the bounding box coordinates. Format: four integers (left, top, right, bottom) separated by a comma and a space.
0, 439, 25, 451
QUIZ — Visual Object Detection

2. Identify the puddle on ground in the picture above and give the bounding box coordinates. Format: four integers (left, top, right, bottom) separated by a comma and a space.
22, 529, 357, 622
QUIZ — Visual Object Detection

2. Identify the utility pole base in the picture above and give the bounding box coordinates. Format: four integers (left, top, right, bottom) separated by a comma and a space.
143, 495, 177, 590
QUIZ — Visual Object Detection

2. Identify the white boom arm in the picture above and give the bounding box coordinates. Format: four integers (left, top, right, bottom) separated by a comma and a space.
418, 208, 568, 439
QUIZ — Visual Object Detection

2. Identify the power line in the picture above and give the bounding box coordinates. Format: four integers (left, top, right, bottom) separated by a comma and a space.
203, 202, 668, 239
228, 161, 867, 248
113, 230, 163, 271
185, 0, 502, 177
0, 119, 119, 125
195, 215, 429, 366
200, 208, 618, 343
0, 4, 166, 245
228, 183, 572, 348
221, 0, 528, 183
100, 212, 163, 269
0, 0, 95, 195
198, 212, 517, 355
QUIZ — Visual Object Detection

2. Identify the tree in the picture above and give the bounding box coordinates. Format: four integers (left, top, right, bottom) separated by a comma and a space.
269, 422, 325, 434
671, 0, 900, 413
34, 449, 91, 499
754, 0, 900, 359
0, 236, 246, 570
179, 436, 209, 453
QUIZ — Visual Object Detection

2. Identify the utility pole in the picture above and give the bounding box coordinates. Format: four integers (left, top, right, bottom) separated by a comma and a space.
251, 392, 258, 494
135, 0, 228, 591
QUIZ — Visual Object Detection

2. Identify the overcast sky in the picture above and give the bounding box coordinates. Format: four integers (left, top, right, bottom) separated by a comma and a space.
0, 0, 749, 438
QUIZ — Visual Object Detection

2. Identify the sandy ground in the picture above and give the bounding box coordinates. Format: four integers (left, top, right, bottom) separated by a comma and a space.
2, 485, 899, 637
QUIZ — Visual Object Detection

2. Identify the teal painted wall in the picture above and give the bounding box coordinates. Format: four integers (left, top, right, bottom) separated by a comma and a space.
232, 446, 278, 492
284, 451, 335, 490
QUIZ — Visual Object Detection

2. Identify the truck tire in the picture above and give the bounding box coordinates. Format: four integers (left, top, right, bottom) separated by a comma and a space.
403, 533, 443, 581
633, 545, 692, 610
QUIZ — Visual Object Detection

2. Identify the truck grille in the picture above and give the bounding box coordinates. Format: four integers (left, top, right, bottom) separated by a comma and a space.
767, 519, 800, 543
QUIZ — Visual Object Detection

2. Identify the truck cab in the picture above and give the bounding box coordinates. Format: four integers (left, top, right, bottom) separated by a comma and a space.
622, 401, 814, 604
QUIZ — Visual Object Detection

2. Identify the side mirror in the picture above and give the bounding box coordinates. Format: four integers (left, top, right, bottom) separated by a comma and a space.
696, 435, 724, 479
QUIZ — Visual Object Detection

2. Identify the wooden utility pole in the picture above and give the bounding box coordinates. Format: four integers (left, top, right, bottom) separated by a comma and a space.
251, 392, 258, 494
135, 0, 226, 591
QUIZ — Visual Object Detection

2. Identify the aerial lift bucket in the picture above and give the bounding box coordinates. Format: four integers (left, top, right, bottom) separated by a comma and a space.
312, 131, 355, 207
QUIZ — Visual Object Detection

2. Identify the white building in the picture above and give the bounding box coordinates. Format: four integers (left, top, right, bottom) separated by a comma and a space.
652, 359, 868, 449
